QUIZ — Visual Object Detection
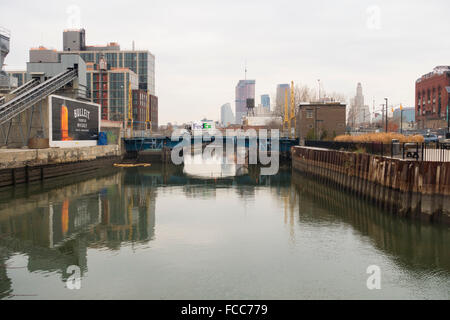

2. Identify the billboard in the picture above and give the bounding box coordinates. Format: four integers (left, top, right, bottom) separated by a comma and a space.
49, 95, 100, 147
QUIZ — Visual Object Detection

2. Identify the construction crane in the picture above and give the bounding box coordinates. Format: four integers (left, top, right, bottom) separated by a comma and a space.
146, 92, 151, 133
283, 81, 297, 138
128, 85, 133, 137
290, 81, 296, 139
284, 88, 289, 137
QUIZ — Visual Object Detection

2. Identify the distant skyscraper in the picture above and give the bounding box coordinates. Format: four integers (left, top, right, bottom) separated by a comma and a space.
261, 94, 270, 111
235, 80, 255, 124
221, 103, 234, 126
349, 82, 370, 127
276, 84, 290, 113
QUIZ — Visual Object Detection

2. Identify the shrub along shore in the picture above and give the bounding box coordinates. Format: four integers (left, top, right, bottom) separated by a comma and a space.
334, 133, 424, 144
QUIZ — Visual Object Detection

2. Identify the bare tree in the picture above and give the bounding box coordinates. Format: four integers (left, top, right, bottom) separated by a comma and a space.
272, 83, 347, 124
294, 84, 317, 103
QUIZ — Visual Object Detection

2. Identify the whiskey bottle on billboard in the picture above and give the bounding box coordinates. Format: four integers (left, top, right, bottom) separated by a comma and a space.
61, 105, 73, 141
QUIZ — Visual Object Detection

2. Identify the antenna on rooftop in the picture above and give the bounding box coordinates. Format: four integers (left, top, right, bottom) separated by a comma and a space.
244, 60, 247, 80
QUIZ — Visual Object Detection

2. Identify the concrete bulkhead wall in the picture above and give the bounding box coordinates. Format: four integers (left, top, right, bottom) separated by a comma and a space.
291, 146, 450, 224
0, 145, 121, 169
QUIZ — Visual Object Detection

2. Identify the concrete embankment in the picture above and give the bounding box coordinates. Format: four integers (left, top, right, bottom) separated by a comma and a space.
291, 146, 450, 224
0, 145, 122, 187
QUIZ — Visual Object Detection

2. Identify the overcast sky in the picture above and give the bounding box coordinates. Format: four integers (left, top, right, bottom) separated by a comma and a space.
2, 0, 450, 124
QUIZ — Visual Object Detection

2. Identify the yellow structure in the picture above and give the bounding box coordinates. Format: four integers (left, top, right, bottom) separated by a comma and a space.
128, 85, 133, 137
290, 81, 296, 138
284, 89, 289, 136
283, 81, 297, 138
146, 92, 151, 132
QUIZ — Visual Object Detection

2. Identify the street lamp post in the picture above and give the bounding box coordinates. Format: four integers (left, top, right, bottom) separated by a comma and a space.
384, 98, 388, 132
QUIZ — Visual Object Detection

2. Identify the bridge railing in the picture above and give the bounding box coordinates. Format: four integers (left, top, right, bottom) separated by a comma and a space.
304, 140, 450, 162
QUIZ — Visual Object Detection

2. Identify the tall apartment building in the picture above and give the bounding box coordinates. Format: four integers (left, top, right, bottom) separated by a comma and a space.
60, 30, 155, 94
235, 80, 255, 124
416, 66, 450, 129
86, 60, 138, 122
61, 29, 157, 129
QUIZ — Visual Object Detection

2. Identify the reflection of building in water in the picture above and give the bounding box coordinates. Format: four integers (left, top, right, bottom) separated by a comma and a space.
273, 181, 297, 243
183, 151, 248, 180
89, 179, 156, 249
0, 170, 156, 294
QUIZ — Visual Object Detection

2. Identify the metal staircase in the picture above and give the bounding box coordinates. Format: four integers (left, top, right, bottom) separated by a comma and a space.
0, 78, 39, 105
0, 68, 77, 126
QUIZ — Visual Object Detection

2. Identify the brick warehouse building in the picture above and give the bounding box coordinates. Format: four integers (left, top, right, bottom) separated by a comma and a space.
416, 66, 450, 130
132, 90, 158, 131
296, 102, 346, 140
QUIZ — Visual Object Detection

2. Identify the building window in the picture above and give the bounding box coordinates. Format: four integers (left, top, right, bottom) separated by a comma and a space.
306, 110, 313, 119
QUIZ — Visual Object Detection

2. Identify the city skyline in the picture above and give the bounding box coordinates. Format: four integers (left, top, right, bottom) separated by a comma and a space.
2, 0, 450, 125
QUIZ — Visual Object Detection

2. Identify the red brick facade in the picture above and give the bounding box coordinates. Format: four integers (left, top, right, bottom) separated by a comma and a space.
149, 94, 158, 131
132, 90, 148, 130
415, 66, 450, 129
132, 90, 158, 131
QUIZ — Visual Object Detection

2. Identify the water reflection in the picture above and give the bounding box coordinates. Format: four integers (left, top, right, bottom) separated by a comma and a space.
183, 149, 248, 179
0, 170, 156, 298
291, 171, 450, 273
0, 163, 448, 299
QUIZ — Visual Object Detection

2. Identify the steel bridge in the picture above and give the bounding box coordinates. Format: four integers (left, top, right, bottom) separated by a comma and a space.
123, 136, 299, 154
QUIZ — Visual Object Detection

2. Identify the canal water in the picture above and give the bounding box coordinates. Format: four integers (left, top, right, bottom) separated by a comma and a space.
0, 158, 449, 299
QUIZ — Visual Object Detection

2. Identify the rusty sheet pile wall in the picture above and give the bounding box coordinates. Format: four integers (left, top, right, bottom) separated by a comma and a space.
292, 146, 450, 224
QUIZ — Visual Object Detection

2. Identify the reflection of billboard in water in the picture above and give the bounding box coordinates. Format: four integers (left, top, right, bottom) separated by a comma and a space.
50, 95, 100, 146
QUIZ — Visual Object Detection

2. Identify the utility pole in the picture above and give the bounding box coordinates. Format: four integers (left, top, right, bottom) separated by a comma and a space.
384, 98, 388, 132
317, 79, 321, 102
